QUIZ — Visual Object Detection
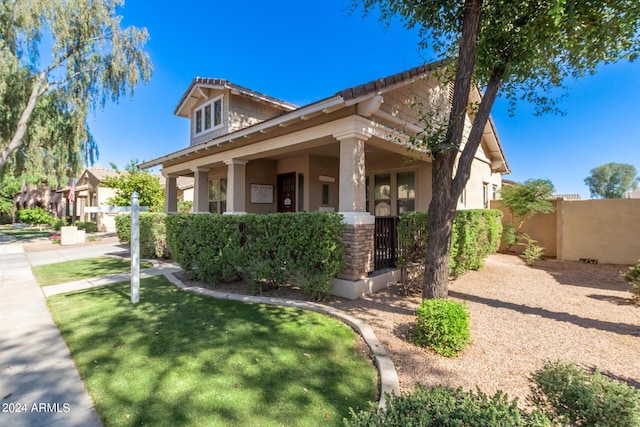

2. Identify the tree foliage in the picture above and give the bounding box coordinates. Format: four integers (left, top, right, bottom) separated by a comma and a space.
500, 179, 555, 227
102, 159, 164, 212
355, 0, 640, 299
0, 0, 152, 185
0, 175, 21, 217
584, 162, 639, 199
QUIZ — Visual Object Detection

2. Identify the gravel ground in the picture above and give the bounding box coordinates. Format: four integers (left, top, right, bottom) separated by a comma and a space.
183, 253, 640, 405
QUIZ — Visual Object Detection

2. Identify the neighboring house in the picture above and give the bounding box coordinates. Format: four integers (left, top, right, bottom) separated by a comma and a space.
626, 188, 640, 199
139, 63, 510, 298
14, 182, 67, 220
59, 166, 194, 232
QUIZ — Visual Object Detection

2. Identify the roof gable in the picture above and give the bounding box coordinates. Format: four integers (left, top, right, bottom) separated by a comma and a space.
175, 78, 298, 118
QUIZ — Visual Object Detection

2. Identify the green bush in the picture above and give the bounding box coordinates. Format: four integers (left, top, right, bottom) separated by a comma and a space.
115, 213, 169, 259
75, 221, 98, 233
411, 298, 470, 357
529, 360, 640, 427
17, 207, 54, 226
621, 260, 640, 306
165, 212, 345, 301
51, 217, 68, 231
398, 209, 502, 277
345, 384, 552, 427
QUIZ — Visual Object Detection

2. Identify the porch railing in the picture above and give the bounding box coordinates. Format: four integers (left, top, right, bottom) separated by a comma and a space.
374, 216, 400, 270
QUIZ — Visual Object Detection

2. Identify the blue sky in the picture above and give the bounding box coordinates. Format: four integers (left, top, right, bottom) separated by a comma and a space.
86, 0, 640, 199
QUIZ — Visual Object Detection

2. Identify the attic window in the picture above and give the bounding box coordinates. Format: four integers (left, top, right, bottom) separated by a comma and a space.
194, 96, 223, 135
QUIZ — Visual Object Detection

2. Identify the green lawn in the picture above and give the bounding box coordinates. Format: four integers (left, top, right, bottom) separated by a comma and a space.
0, 226, 54, 240
32, 257, 153, 286
47, 277, 378, 427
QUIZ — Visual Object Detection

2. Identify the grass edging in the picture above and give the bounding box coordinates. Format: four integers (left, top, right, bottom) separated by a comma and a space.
163, 271, 400, 408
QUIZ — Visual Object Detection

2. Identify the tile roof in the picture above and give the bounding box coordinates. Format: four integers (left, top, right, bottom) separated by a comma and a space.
337, 60, 446, 100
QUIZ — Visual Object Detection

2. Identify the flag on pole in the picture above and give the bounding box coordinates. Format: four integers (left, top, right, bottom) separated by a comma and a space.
68, 179, 76, 203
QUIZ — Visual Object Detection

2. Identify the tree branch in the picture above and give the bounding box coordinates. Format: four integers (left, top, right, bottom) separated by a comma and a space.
452, 69, 503, 196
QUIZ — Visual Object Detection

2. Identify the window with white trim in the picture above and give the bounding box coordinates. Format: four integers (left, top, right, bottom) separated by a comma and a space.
194, 96, 223, 135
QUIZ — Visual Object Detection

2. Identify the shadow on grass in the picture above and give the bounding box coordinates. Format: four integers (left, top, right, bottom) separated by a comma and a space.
449, 291, 640, 338
48, 277, 377, 426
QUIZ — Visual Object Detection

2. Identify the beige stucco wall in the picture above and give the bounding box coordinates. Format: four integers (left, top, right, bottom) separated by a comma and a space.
379, 75, 449, 127
491, 200, 558, 257
492, 199, 640, 264
559, 199, 640, 264
308, 155, 339, 212
246, 159, 278, 214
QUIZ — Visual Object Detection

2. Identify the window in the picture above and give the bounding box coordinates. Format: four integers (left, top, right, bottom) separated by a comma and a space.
459, 188, 466, 206
483, 183, 489, 208
492, 184, 498, 200
397, 171, 415, 214
322, 184, 330, 205
374, 174, 391, 216
208, 178, 227, 214
194, 96, 223, 135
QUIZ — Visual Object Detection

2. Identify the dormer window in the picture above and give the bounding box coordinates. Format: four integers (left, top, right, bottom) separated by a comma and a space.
194, 96, 223, 135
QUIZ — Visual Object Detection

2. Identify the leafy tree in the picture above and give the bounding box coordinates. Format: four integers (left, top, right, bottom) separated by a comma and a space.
355, 0, 640, 299
500, 179, 555, 231
584, 162, 639, 199
0, 175, 21, 217
0, 0, 153, 179
102, 159, 164, 212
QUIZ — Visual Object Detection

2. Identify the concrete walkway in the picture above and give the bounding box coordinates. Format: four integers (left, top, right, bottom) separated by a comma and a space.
0, 243, 107, 427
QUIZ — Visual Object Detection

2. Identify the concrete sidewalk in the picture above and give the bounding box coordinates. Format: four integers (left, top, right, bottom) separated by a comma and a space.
0, 243, 104, 427
25, 239, 129, 267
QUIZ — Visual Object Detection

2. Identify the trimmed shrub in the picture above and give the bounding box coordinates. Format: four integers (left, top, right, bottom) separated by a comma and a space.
75, 221, 98, 233
51, 217, 68, 231
115, 213, 169, 258
242, 213, 345, 300
529, 361, 640, 427
411, 298, 470, 357
345, 384, 552, 427
17, 207, 54, 226
398, 209, 502, 277
165, 212, 345, 301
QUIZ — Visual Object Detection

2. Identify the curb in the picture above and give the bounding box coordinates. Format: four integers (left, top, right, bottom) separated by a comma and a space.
163, 271, 400, 408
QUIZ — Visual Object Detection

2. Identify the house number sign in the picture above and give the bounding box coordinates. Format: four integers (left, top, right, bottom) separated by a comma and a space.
251, 184, 273, 204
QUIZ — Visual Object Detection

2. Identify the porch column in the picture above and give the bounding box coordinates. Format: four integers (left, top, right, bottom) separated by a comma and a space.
334, 131, 375, 280
224, 159, 247, 214
192, 167, 210, 213
164, 174, 178, 213
336, 133, 368, 212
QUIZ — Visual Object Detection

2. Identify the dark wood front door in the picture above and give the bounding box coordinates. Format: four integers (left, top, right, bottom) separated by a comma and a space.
277, 172, 296, 213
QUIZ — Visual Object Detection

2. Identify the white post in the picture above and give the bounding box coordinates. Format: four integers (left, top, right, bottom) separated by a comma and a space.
131, 191, 140, 303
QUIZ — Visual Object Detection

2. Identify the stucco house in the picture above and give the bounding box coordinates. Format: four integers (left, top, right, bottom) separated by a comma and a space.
139, 62, 510, 298
60, 166, 194, 232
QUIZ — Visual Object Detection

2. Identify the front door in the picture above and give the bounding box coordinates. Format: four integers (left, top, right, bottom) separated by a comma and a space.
277, 172, 296, 213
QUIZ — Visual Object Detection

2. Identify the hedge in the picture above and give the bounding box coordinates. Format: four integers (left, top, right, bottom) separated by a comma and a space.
115, 213, 169, 259
165, 212, 345, 301
399, 209, 503, 276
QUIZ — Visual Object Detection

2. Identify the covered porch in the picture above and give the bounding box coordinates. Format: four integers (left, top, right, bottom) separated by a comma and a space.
158, 115, 431, 297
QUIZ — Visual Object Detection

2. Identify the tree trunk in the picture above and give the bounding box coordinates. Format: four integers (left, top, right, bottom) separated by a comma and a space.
0, 76, 47, 171
422, 0, 483, 300
423, 151, 459, 299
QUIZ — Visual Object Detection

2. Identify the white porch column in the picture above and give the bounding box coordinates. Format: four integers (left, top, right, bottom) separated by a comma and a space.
334, 130, 375, 280
192, 167, 210, 213
164, 174, 178, 213
223, 159, 247, 214
335, 132, 369, 213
